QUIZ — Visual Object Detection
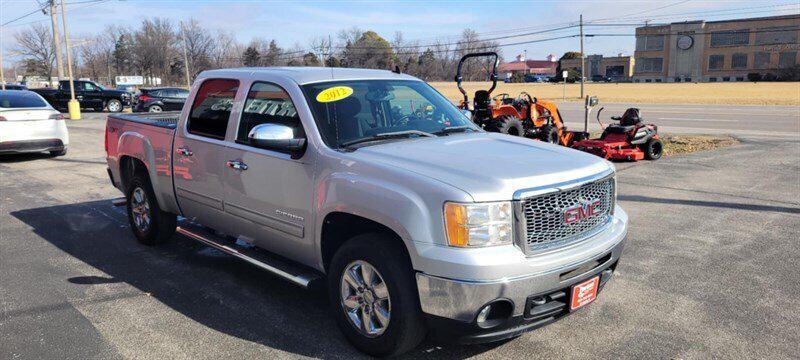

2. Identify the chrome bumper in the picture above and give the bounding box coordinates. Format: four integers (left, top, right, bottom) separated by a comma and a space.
415, 220, 627, 322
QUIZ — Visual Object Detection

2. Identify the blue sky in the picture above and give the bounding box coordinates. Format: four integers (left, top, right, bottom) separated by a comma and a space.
1, 0, 798, 65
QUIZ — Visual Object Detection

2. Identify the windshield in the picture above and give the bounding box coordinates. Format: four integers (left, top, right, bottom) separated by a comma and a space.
0, 91, 50, 108
302, 80, 477, 148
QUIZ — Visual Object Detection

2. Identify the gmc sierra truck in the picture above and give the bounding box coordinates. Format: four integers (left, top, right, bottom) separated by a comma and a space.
105, 67, 628, 357
33, 80, 131, 112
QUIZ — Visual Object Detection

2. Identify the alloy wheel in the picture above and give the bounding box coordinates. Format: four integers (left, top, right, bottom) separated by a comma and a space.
340, 260, 391, 337
130, 187, 151, 232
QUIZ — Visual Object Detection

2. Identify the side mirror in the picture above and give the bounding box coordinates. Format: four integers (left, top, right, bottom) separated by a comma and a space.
248, 123, 306, 158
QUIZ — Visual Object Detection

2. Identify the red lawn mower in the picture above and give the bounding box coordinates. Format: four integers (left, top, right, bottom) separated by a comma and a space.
572, 107, 663, 161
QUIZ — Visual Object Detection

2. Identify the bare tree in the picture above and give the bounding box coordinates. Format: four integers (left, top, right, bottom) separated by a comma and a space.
14, 24, 55, 78
133, 18, 177, 84
180, 19, 215, 78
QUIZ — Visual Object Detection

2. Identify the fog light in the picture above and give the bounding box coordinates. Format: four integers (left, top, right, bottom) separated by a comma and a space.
475, 300, 513, 329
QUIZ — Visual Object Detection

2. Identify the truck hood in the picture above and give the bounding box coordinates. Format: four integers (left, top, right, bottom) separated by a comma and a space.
355, 132, 613, 202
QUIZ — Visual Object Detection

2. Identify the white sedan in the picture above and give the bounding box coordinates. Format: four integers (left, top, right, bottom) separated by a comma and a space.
0, 90, 69, 156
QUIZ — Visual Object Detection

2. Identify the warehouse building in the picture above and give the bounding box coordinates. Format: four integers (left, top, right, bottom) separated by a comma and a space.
633, 14, 800, 82
560, 55, 635, 81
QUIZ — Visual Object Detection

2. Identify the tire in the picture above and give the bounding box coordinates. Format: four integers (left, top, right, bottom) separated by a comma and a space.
494, 115, 525, 136
540, 125, 560, 144
643, 138, 663, 160
328, 234, 426, 357
49, 149, 67, 157
126, 173, 176, 245
107, 99, 123, 113
148, 105, 163, 113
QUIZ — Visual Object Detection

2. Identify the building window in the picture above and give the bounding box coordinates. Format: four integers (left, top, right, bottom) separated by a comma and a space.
605, 65, 625, 77
708, 55, 725, 70
636, 35, 665, 51
684, 77, 692, 82
736, 77, 744, 81
674, 77, 681, 82
755, 26, 798, 45
709, 77, 717, 82
754, 52, 772, 69
645, 79, 652, 83
655, 79, 662, 82
636, 57, 663, 72
778, 52, 797, 68
710, 30, 750, 47
731, 53, 748, 69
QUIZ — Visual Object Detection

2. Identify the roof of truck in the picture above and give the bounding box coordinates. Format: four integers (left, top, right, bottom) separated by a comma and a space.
200, 67, 420, 85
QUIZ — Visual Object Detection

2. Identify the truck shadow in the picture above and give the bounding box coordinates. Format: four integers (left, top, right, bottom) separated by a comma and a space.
10, 200, 497, 359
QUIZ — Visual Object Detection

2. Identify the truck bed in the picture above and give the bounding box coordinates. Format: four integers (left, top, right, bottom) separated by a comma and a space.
108, 112, 181, 129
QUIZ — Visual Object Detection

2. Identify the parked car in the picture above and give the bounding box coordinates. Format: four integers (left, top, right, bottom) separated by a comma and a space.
591, 75, 613, 83
116, 84, 138, 94
0, 90, 68, 156
2, 83, 28, 90
105, 68, 627, 357
134, 87, 189, 112
31, 80, 131, 112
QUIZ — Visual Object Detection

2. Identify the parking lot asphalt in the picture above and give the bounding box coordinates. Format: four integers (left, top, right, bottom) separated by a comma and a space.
1, 112, 799, 359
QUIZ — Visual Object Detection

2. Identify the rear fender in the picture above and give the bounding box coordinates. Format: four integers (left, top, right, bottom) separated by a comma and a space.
116, 131, 179, 213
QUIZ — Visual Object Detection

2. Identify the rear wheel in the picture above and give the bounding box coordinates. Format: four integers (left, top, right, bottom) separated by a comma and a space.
494, 115, 525, 136
126, 173, 176, 245
148, 105, 162, 113
540, 125, 560, 144
107, 99, 123, 113
643, 138, 663, 160
328, 234, 426, 357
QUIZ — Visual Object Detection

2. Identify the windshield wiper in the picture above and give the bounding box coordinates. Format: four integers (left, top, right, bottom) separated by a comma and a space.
340, 130, 436, 148
433, 125, 475, 135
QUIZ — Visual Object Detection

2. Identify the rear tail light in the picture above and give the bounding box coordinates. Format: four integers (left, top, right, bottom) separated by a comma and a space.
138, 94, 152, 102
49, 113, 65, 120
0, 116, 6, 121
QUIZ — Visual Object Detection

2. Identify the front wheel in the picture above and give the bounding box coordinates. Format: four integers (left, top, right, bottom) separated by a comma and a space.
642, 138, 663, 160
148, 105, 162, 113
328, 234, 426, 357
107, 99, 123, 113
126, 173, 176, 245
493, 115, 525, 136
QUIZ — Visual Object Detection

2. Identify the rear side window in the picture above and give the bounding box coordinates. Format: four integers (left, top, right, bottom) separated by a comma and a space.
187, 79, 239, 140
175, 89, 190, 99
0, 91, 49, 108
237, 82, 303, 146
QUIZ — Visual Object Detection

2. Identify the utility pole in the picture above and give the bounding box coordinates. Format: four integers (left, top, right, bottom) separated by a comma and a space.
60, 0, 79, 119
48, 1, 65, 81
579, 14, 585, 99
1, 24, 5, 90
179, 21, 191, 88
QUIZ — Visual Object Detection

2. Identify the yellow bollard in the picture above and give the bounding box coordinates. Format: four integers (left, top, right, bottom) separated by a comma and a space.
67, 99, 81, 120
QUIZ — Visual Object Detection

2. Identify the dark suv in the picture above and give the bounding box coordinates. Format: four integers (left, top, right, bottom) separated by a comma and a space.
134, 87, 189, 112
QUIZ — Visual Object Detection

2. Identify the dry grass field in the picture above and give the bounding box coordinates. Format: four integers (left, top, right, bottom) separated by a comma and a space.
430, 81, 800, 106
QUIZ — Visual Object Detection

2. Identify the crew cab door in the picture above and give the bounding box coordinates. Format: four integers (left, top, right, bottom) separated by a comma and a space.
222, 81, 315, 264
172, 78, 241, 231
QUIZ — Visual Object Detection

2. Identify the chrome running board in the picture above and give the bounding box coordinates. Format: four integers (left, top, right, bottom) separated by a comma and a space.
176, 225, 322, 288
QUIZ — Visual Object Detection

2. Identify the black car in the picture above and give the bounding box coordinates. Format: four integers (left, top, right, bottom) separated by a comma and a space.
2, 83, 28, 90
31, 80, 131, 112
134, 87, 189, 112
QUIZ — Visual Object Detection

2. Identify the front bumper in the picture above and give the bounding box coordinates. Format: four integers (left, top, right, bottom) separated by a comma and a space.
414, 207, 627, 342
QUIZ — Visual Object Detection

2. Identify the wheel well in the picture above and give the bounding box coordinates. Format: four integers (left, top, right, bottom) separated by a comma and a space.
119, 156, 148, 192
320, 212, 410, 272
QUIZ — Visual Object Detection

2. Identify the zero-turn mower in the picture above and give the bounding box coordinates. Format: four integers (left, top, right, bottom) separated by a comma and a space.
455, 52, 587, 146
571, 107, 663, 161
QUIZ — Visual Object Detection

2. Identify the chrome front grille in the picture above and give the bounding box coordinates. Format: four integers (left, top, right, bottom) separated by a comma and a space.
519, 176, 614, 251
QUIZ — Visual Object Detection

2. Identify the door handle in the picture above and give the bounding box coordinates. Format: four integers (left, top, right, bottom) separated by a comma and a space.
226, 160, 248, 171
176, 147, 193, 156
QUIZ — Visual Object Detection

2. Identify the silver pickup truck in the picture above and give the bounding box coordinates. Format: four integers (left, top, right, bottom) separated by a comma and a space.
105, 67, 628, 357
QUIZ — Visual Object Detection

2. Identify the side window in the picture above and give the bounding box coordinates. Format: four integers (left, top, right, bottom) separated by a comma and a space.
236, 82, 303, 146
175, 89, 190, 99
187, 79, 239, 140
84, 82, 97, 91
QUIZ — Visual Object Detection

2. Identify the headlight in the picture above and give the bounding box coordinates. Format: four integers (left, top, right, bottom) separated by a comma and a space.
444, 201, 513, 247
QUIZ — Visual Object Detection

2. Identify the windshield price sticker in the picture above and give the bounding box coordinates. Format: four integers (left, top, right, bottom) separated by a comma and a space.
316, 86, 354, 103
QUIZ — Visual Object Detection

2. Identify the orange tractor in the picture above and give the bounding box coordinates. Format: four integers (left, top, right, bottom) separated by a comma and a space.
456, 52, 588, 145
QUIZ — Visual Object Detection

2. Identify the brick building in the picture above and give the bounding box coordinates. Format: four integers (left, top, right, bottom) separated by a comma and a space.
498, 54, 558, 79
633, 14, 800, 82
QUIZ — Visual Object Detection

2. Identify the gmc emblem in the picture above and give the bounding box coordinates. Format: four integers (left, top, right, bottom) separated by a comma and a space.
563, 200, 602, 224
